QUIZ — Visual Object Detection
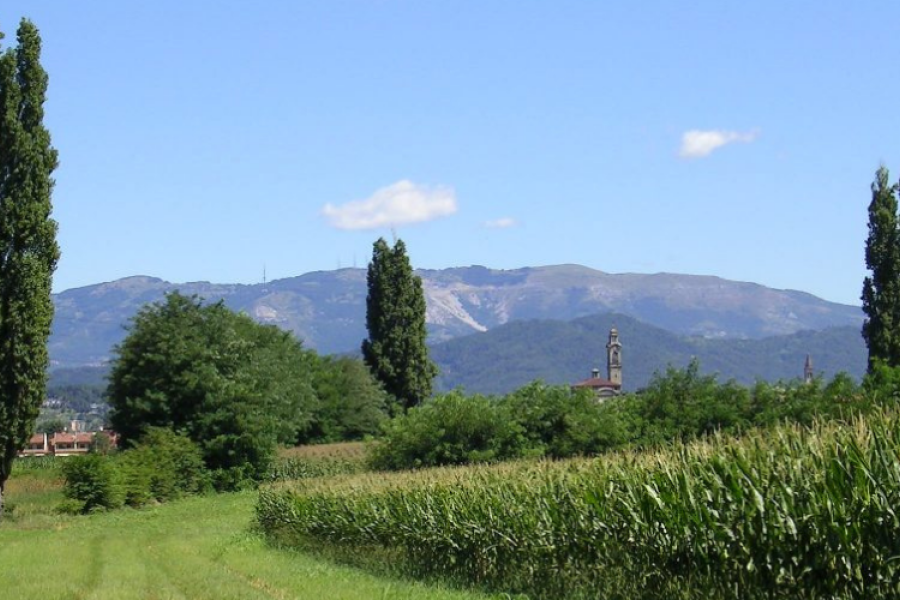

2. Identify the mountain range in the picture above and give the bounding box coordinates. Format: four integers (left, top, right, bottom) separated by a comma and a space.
49, 264, 863, 370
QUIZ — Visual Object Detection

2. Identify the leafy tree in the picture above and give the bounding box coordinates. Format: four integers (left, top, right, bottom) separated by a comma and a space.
301, 355, 391, 443
107, 292, 317, 484
862, 166, 900, 370
632, 359, 749, 445
89, 431, 113, 456
362, 238, 437, 410
864, 361, 900, 403
35, 417, 66, 435
0, 20, 60, 520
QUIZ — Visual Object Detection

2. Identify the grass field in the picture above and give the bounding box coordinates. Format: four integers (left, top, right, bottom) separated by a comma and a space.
0, 467, 500, 600
3, 463, 66, 526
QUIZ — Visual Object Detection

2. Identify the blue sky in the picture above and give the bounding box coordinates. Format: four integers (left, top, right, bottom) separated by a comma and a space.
1, 1, 898, 305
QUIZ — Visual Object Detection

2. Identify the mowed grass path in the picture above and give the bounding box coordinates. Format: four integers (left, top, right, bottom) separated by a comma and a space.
0, 490, 496, 600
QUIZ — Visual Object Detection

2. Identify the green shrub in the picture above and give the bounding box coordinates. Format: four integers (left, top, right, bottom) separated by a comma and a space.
500, 381, 628, 458
119, 428, 210, 506
210, 465, 258, 492
369, 391, 525, 470
61, 454, 122, 513
55, 498, 86, 515
61, 428, 210, 512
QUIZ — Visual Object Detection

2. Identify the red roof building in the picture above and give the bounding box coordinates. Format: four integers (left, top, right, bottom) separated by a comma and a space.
572, 369, 621, 399
17, 430, 120, 459
49, 432, 95, 456
19, 433, 50, 457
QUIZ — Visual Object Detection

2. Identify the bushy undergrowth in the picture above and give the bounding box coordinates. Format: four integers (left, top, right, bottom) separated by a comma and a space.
60, 428, 210, 514
259, 408, 900, 600
368, 391, 526, 470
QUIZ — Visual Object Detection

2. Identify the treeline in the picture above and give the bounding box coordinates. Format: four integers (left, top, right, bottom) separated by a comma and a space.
371, 360, 876, 470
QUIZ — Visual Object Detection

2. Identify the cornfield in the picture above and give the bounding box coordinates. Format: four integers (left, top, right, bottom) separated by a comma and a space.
14, 456, 60, 473
258, 410, 900, 599
268, 442, 368, 482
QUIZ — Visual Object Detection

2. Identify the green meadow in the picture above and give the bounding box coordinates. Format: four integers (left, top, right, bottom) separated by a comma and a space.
0, 469, 498, 600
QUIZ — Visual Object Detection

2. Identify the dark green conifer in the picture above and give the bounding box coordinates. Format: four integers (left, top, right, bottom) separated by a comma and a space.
0, 20, 60, 519
862, 166, 900, 371
362, 238, 437, 411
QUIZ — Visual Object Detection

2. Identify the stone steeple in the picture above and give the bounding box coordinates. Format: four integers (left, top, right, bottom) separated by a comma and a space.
804, 354, 813, 385
607, 327, 622, 387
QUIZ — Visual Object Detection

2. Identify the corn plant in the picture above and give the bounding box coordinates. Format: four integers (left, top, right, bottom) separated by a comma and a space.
258, 409, 900, 599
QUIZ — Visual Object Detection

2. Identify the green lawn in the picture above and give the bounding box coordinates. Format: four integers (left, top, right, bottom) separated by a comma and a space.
0, 489, 499, 600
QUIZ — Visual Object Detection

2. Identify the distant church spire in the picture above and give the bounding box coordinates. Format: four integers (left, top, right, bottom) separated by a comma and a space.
804, 354, 814, 385
607, 327, 622, 387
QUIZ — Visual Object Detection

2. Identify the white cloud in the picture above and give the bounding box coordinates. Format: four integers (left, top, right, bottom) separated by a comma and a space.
678, 129, 758, 158
484, 217, 517, 229
321, 180, 458, 230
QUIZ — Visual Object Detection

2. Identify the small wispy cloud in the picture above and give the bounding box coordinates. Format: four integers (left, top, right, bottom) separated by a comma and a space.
484, 217, 517, 229
322, 180, 458, 230
678, 129, 758, 159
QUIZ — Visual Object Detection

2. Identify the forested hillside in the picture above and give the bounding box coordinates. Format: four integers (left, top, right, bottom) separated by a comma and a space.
432, 313, 866, 394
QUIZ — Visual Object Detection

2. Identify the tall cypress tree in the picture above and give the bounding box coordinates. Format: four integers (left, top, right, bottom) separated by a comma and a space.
862, 166, 900, 371
0, 20, 60, 519
362, 238, 437, 411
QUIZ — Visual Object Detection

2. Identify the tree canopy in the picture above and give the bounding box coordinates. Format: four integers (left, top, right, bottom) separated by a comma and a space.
362, 238, 437, 410
0, 19, 59, 519
862, 166, 900, 370
302, 355, 390, 443
107, 292, 317, 481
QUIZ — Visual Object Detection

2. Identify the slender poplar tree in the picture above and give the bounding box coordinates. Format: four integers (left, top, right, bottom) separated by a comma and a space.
862, 166, 900, 371
362, 238, 437, 411
0, 19, 60, 519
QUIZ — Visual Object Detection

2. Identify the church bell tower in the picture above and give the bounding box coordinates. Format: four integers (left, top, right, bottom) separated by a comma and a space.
607, 327, 622, 387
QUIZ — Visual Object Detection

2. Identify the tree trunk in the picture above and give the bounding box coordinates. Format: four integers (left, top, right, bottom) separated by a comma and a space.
0, 481, 5, 522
